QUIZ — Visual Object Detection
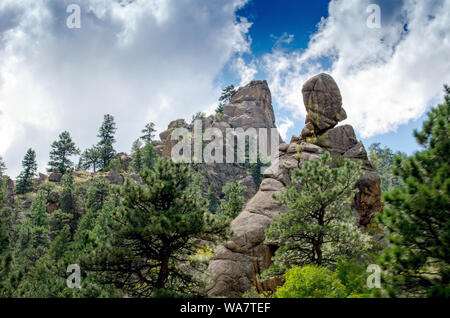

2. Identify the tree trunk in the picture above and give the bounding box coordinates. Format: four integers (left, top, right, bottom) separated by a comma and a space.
156, 254, 170, 289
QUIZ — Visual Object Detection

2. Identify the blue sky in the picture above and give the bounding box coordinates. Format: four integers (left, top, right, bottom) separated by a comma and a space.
0, 0, 449, 176
231, 0, 430, 155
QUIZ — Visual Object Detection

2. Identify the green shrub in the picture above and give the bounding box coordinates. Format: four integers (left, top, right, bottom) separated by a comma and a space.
275, 265, 347, 298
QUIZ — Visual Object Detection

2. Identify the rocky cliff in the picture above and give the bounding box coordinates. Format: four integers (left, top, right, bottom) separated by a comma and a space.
207, 73, 382, 297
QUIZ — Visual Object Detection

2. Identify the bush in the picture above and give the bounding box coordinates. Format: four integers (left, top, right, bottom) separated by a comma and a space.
275, 265, 347, 298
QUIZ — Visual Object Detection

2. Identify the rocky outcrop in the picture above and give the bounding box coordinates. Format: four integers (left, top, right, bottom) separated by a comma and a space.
156, 80, 279, 200
208, 73, 382, 297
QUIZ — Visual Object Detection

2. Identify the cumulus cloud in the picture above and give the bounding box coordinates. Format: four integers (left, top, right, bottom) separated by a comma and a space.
0, 0, 252, 177
262, 0, 450, 138
277, 117, 294, 141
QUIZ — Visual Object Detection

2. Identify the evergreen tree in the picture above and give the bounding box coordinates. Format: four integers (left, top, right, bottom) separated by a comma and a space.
15, 148, 38, 195
0, 156, 6, 175
141, 141, 158, 172
215, 85, 236, 120
207, 185, 220, 214
48, 131, 80, 174
377, 85, 450, 298
86, 157, 227, 297
97, 114, 117, 170
80, 146, 101, 172
263, 152, 368, 280
219, 181, 246, 219
141, 122, 156, 143
131, 139, 143, 173
369, 143, 407, 192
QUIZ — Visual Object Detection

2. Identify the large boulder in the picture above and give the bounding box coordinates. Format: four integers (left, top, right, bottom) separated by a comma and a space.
300, 73, 347, 137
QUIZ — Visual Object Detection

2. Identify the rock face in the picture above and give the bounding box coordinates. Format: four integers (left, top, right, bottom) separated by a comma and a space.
156, 80, 279, 200
300, 73, 347, 139
208, 73, 382, 297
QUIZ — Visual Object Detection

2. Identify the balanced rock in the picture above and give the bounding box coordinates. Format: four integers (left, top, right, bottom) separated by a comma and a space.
208, 74, 381, 298
300, 73, 347, 138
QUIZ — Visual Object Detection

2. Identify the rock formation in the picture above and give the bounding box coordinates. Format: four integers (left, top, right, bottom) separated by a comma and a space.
207, 73, 382, 297
155, 80, 280, 200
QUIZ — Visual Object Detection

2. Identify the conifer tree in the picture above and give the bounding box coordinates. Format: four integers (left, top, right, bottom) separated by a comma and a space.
219, 181, 246, 219
141, 122, 156, 143
377, 85, 450, 298
80, 146, 101, 172
0, 156, 6, 175
131, 139, 143, 173
87, 157, 227, 296
48, 131, 80, 174
263, 152, 367, 279
15, 148, 38, 195
97, 114, 117, 170
141, 141, 158, 172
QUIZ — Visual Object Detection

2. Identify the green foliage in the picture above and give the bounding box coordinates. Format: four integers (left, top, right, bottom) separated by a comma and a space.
131, 139, 143, 173
369, 143, 407, 193
377, 85, 450, 298
335, 258, 371, 297
0, 156, 6, 175
219, 180, 246, 219
215, 85, 236, 120
207, 185, 220, 214
80, 145, 101, 172
141, 122, 156, 143
141, 141, 158, 172
97, 114, 117, 170
263, 152, 369, 279
275, 265, 347, 298
48, 131, 80, 174
15, 148, 38, 195
85, 157, 228, 297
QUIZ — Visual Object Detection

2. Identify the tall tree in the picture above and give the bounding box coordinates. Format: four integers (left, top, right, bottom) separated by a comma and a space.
86, 157, 227, 297
97, 114, 117, 170
219, 181, 246, 219
131, 139, 143, 173
15, 148, 38, 195
80, 146, 101, 172
377, 85, 450, 298
263, 152, 367, 279
141, 141, 158, 172
215, 85, 236, 119
48, 131, 80, 174
141, 122, 156, 143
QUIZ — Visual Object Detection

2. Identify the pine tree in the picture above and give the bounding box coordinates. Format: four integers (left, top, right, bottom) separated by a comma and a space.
80, 146, 101, 172
0, 156, 6, 175
131, 139, 143, 173
263, 152, 367, 280
15, 148, 38, 195
219, 180, 246, 219
86, 157, 227, 297
369, 143, 407, 192
215, 85, 236, 120
377, 85, 450, 298
48, 131, 80, 174
142, 141, 158, 172
97, 114, 117, 170
207, 185, 220, 214
141, 122, 156, 143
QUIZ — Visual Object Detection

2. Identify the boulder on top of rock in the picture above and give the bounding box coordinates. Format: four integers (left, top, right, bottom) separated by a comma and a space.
301, 73, 347, 136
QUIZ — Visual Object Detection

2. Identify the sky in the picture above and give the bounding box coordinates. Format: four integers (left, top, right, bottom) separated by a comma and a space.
0, 0, 449, 177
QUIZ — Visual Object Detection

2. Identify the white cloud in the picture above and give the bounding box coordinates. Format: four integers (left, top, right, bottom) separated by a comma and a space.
277, 117, 294, 141
0, 0, 251, 177
263, 0, 450, 138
